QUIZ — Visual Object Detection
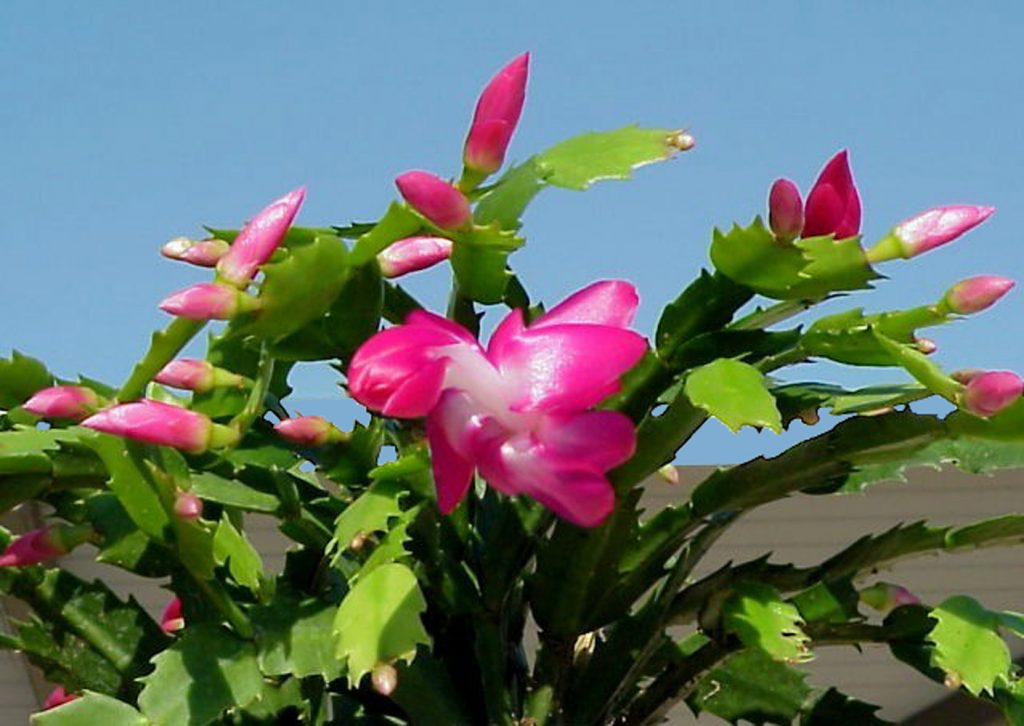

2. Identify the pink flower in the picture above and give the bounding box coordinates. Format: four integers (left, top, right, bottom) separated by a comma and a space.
22, 386, 100, 420
768, 178, 804, 241
160, 597, 185, 634
274, 416, 346, 446
154, 359, 245, 393
216, 187, 306, 287
42, 686, 79, 710
0, 527, 71, 567
82, 400, 238, 453
173, 492, 203, 521
395, 171, 472, 230
348, 280, 647, 527
961, 371, 1024, 417
158, 283, 260, 321
378, 236, 454, 278
161, 237, 230, 267
463, 52, 530, 176
892, 205, 995, 258
944, 275, 1015, 314
802, 150, 861, 239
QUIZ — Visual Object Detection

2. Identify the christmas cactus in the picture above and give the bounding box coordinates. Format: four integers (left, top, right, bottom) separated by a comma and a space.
3, 53, 1024, 725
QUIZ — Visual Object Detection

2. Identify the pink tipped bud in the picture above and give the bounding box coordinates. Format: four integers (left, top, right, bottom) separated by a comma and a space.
371, 663, 398, 696
42, 686, 80, 711
961, 371, 1024, 417
395, 171, 472, 230
914, 337, 938, 355
768, 178, 804, 241
82, 400, 238, 453
23, 386, 100, 420
803, 150, 861, 239
173, 492, 203, 521
0, 525, 90, 567
160, 597, 185, 634
274, 416, 346, 447
161, 237, 230, 267
892, 205, 995, 258
656, 463, 681, 486
943, 275, 1015, 315
860, 582, 921, 614
463, 53, 529, 175
155, 359, 245, 393
158, 283, 260, 321
216, 187, 306, 287
377, 236, 454, 278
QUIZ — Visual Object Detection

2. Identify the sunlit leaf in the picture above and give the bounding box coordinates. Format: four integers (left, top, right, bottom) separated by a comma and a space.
685, 359, 782, 433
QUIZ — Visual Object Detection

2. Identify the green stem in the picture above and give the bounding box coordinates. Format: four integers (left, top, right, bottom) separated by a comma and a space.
230, 343, 275, 436
117, 317, 206, 402
525, 635, 574, 725
474, 613, 516, 726
190, 571, 253, 638
447, 286, 480, 336
729, 297, 817, 331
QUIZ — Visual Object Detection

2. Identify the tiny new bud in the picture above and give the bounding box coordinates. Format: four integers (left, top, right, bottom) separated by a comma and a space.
162, 237, 230, 267
23, 386, 100, 420
463, 52, 529, 176
943, 275, 1015, 315
860, 582, 921, 614
803, 150, 861, 239
668, 130, 696, 151
274, 416, 346, 447
951, 368, 984, 384
42, 687, 79, 711
349, 531, 369, 552
217, 187, 306, 287
0, 524, 91, 567
160, 597, 185, 634
159, 283, 260, 321
173, 492, 203, 521
155, 359, 246, 393
82, 400, 236, 453
768, 178, 804, 241
371, 663, 398, 696
395, 171, 472, 230
378, 236, 453, 278
884, 205, 996, 260
656, 463, 680, 486
961, 371, 1024, 417
914, 337, 938, 355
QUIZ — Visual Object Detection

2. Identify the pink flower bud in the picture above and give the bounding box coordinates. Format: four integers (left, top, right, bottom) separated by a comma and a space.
42, 686, 79, 710
395, 171, 472, 230
173, 492, 203, 521
767, 178, 804, 241
951, 368, 984, 384
22, 386, 100, 420
154, 359, 245, 393
274, 416, 345, 447
158, 283, 260, 321
160, 597, 185, 634
216, 187, 306, 287
82, 400, 238, 453
161, 237, 230, 267
943, 275, 1015, 315
371, 663, 398, 696
377, 236, 453, 278
803, 150, 861, 239
0, 526, 84, 567
860, 582, 921, 614
892, 205, 995, 258
961, 371, 1024, 417
463, 52, 529, 175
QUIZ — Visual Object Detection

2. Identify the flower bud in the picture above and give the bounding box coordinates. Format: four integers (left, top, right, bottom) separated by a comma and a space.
768, 178, 804, 242
878, 205, 995, 260
173, 492, 203, 521
161, 237, 230, 267
951, 368, 984, 385
274, 416, 347, 447
158, 283, 260, 321
656, 463, 680, 486
859, 582, 921, 614
42, 687, 79, 710
803, 150, 861, 239
942, 275, 1015, 315
217, 187, 306, 287
82, 400, 239, 453
22, 386, 100, 420
371, 663, 398, 696
0, 525, 91, 567
914, 337, 938, 355
155, 359, 246, 393
160, 597, 185, 634
961, 371, 1024, 417
395, 171, 472, 230
463, 53, 529, 176
378, 236, 454, 278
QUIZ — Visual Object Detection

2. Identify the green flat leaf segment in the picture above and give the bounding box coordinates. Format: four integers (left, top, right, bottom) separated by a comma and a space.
253, 597, 342, 680
723, 582, 812, 664
0, 350, 54, 409
332, 477, 408, 561
536, 125, 684, 190
213, 514, 264, 593
928, 595, 1012, 696
689, 648, 811, 724
685, 358, 782, 433
31, 691, 147, 726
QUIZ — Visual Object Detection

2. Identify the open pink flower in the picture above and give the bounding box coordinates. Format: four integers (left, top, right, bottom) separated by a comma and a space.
348, 281, 647, 526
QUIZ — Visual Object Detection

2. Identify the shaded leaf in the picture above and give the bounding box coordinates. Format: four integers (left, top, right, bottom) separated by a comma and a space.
800, 687, 891, 725
689, 648, 811, 725
213, 514, 264, 593
253, 597, 342, 680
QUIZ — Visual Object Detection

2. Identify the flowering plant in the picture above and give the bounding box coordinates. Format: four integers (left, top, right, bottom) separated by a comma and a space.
3, 54, 1024, 725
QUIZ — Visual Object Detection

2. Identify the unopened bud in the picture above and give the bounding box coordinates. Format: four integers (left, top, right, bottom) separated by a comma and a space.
869, 205, 996, 262
160, 597, 185, 634
162, 237, 230, 267
155, 359, 246, 393
216, 187, 306, 288
173, 492, 203, 521
656, 463, 680, 486
395, 171, 472, 230
914, 337, 938, 355
42, 686, 79, 710
158, 283, 261, 321
961, 370, 1024, 417
0, 524, 92, 567
349, 531, 369, 552
951, 368, 984, 385
768, 178, 804, 241
859, 582, 921, 614
463, 53, 529, 177
83, 400, 239, 453
274, 416, 347, 447
23, 386, 100, 420
371, 663, 398, 696
378, 236, 453, 278
942, 275, 1015, 315
668, 130, 696, 151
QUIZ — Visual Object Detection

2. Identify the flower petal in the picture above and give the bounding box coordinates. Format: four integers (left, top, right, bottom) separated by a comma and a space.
381, 357, 448, 418
536, 410, 636, 471
426, 391, 481, 513
533, 280, 639, 329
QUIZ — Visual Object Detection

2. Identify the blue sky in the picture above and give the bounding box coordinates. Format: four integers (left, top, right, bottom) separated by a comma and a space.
2, 2, 1021, 462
